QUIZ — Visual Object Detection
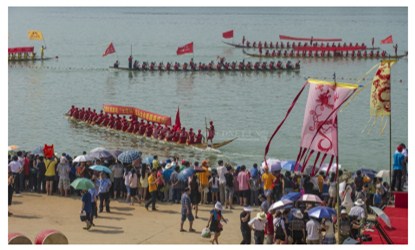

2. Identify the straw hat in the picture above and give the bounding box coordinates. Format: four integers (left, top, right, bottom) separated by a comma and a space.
243, 206, 253, 212
293, 209, 303, 219
354, 198, 365, 206
256, 212, 266, 220
214, 202, 223, 211
341, 209, 348, 215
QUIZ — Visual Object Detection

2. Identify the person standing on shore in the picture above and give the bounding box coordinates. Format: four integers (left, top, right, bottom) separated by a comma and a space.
97, 172, 112, 213
44, 155, 58, 195
198, 160, 210, 204
56, 157, 71, 197
8, 173, 14, 216
392, 144, 405, 191
145, 168, 159, 211
180, 187, 195, 232
248, 212, 267, 244
216, 160, 227, 204
80, 189, 92, 230
8, 155, 22, 196
240, 206, 252, 244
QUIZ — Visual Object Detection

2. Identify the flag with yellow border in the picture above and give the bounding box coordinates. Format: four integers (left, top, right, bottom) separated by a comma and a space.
27, 30, 44, 40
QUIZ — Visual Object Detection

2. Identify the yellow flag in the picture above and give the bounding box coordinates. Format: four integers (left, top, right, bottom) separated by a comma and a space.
370, 59, 396, 117
27, 30, 43, 40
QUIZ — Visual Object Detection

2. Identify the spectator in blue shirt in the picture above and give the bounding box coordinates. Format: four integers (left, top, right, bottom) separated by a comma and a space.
373, 187, 383, 208
97, 172, 112, 213
391, 145, 405, 192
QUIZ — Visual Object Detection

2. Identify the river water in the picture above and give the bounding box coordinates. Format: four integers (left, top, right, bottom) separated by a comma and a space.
8, 7, 408, 171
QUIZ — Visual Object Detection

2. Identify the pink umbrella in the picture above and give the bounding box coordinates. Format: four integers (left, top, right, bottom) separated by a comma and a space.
298, 194, 323, 204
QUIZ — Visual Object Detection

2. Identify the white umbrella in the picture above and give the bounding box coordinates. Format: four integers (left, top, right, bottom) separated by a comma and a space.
261, 158, 281, 172
73, 155, 95, 163
298, 194, 323, 204
319, 163, 341, 173
370, 206, 392, 229
268, 199, 293, 212
376, 170, 390, 179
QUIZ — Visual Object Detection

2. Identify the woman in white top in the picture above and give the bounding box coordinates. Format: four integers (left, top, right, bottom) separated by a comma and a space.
321, 217, 335, 244
139, 164, 149, 202
124, 168, 131, 203
128, 168, 140, 205
327, 173, 337, 207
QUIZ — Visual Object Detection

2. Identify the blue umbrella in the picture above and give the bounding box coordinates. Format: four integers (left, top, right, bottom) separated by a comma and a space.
117, 150, 142, 164
352, 168, 377, 180
178, 167, 195, 182
89, 165, 112, 174
307, 206, 336, 219
163, 168, 174, 182
281, 160, 302, 172
281, 192, 301, 202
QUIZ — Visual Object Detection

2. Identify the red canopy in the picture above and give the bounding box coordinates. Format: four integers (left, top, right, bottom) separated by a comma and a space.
293, 45, 367, 51
8, 47, 34, 54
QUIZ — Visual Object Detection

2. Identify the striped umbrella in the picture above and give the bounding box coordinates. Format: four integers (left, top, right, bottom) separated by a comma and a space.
117, 150, 142, 164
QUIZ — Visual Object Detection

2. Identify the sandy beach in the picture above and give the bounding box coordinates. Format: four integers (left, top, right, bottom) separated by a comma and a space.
8, 192, 253, 244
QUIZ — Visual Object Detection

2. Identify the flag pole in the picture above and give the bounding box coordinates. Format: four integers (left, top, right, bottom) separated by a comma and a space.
389, 61, 392, 183
205, 117, 208, 144
333, 72, 341, 245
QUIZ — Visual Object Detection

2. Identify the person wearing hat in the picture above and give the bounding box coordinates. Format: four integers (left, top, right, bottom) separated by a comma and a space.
339, 209, 352, 244
240, 206, 252, 244
180, 187, 195, 232
348, 198, 366, 239
206, 201, 228, 244
290, 209, 306, 244
248, 211, 267, 244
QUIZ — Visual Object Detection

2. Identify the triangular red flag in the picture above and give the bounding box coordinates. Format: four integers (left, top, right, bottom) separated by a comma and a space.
222, 30, 234, 39
172, 107, 181, 132
380, 35, 393, 44
176, 42, 193, 55
102, 42, 116, 57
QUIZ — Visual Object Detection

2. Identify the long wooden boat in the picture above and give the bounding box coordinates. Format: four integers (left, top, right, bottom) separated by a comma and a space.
8, 57, 54, 62
65, 115, 237, 150
109, 64, 300, 73
242, 49, 408, 60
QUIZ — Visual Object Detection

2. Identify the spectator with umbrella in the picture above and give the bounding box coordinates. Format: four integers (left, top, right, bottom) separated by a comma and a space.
71, 178, 95, 230
289, 209, 306, 244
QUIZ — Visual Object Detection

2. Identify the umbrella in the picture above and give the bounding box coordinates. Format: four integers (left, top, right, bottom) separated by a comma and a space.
117, 150, 142, 164
89, 165, 112, 174
109, 149, 123, 158
163, 168, 174, 182
319, 163, 341, 174
8, 145, 19, 151
73, 154, 95, 163
281, 192, 301, 202
370, 206, 392, 228
376, 170, 390, 179
352, 168, 377, 180
261, 158, 279, 169
178, 167, 195, 181
89, 150, 113, 159
90, 147, 107, 153
308, 206, 336, 219
269, 199, 293, 212
281, 160, 302, 172
298, 194, 323, 204
70, 178, 95, 190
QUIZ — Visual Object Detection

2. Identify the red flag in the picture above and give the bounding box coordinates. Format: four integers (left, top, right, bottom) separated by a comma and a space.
173, 107, 181, 132
380, 35, 393, 44
222, 30, 234, 39
102, 42, 116, 57
176, 42, 193, 55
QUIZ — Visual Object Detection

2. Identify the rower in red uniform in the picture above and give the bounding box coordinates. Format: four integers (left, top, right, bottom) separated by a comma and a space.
72, 107, 80, 120
207, 121, 215, 145
121, 116, 129, 131
363, 50, 368, 58
100, 114, 110, 127
67, 105, 76, 116
114, 115, 122, 130
369, 50, 374, 58
107, 114, 115, 128
79, 107, 85, 121
195, 129, 203, 144
178, 128, 188, 144
186, 128, 195, 144
172, 130, 180, 142
127, 120, 136, 133
153, 124, 162, 139
145, 122, 153, 137
138, 121, 146, 135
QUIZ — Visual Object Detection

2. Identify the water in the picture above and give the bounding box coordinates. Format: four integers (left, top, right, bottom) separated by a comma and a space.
8, 7, 408, 171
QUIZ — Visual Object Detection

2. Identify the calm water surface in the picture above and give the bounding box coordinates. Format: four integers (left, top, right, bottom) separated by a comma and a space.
8, 7, 408, 171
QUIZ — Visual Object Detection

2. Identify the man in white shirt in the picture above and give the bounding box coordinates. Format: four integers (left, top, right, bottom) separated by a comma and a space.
306, 217, 321, 244
8, 155, 22, 195
216, 160, 227, 204
248, 212, 266, 244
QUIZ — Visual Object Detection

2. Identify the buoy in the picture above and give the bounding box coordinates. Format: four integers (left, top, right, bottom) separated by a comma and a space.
34, 229, 68, 244
8, 233, 32, 244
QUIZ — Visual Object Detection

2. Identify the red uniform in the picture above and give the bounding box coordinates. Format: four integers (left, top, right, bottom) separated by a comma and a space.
195, 131, 203, 144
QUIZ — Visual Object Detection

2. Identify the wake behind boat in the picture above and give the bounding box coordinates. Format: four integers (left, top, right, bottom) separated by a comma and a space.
65, 104, 237, 150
